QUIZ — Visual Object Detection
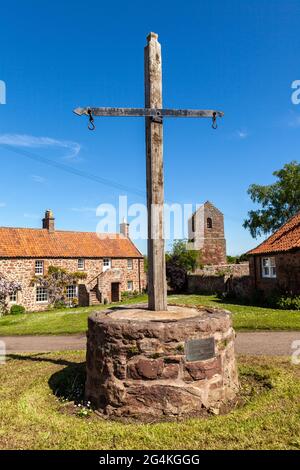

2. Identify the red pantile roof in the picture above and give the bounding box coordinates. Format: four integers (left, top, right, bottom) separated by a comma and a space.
248, 212, 300, 255
0, 227, 143, 258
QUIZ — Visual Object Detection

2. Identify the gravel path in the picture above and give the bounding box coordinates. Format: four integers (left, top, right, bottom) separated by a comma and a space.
1, 331, 300, 356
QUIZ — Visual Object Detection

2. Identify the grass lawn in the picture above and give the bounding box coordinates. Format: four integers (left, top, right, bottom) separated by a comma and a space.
0, 351, 299, 449
0, 294, 300, 336
171, 294, 300, 331
0, 295, 148, 336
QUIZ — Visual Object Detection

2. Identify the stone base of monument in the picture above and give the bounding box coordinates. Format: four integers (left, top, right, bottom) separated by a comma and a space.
85, 304, 239, 421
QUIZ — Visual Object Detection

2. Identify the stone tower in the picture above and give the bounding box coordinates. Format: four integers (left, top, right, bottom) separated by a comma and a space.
188, 201, 227, 265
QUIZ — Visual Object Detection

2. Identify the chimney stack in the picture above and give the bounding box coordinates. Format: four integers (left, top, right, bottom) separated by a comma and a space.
120, 218, 129, 238
42, 209, 55, 233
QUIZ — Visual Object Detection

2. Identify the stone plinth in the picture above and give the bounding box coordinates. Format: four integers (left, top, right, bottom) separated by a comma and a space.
85, 305, 239, 420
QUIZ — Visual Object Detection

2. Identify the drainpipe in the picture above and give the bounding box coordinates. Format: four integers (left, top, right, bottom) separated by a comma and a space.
253, 256, 257, 290
138, 259, 141, 293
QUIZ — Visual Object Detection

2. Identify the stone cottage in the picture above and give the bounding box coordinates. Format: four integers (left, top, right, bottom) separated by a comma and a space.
247, 212, 300, 295
0, 210, 145, 311
188, 201, 227, 265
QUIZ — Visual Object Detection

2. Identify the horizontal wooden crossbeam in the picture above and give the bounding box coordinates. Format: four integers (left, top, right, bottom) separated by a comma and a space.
73, 107, 224, 119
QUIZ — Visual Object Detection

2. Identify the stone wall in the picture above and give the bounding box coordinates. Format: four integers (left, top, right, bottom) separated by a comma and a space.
187, 274, 225, 294
85, 305, 239, 420
249, 251, 300, 295
0, 257, 145, 311
194, 263, 250, 277
188, 263, 250, 295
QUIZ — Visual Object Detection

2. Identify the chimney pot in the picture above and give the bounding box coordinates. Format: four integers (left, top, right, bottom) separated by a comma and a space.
42, 209, 55, 232
120, 219, 129, 238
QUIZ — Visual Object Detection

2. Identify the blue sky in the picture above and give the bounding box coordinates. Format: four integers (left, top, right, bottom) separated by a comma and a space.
0, 0, 299, 255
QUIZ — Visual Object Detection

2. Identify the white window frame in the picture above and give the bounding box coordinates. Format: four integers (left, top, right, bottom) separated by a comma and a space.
103, 258, 111, 272
127, 281, 133, 291
35, 260, 44, 276
36, 287, 48, 303
9, 291, 17, 303
127, 259, 133, 270
78, 258, 85, 270
261, 257, 277, 279
66, 285, 78, 300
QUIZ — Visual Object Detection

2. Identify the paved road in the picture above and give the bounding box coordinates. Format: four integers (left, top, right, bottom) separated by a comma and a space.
1, 331, 300, 356
235, 331, 300, 356
0, 334, 86, 353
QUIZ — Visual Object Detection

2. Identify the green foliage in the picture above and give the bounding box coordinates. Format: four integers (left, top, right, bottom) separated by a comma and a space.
71, 297, 79, 307
167, 240, 199, 272
243, 161, 300, 238
166, 240, 200, 292
127, 344, 139, 356
221, 287, 300, 312
276, 296, 300, 310
268, 294, 300, 311
47, 266, 86, 281
10, 304, 26, 315
121, 290, 140, 301
227, 255, 237, 264
32, 265, 87, 309
53, 300, 67, 310
226, 254, 249, 264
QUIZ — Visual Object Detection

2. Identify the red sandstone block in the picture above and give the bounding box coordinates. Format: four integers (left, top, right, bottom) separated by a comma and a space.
127, 358, 164, 380
161, 363, 179, 379
184, 357, 221, 381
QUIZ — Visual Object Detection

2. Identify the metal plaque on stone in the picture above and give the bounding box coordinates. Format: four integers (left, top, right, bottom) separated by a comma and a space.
185, 337, 215, 362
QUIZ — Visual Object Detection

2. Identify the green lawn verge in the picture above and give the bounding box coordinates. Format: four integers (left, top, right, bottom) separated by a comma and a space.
0, 351, 299, 449
0, 295, 147, 336
0, 294, 299, 336
171, 294, 300, 331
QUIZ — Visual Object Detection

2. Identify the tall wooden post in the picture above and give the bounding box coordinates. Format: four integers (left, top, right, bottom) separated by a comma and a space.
144, 32, 167, 311
74, 32, 224, 311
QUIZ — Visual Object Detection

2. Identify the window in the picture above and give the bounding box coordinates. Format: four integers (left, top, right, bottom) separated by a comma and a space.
35, 260, 44, 275
207, 217, 213, 229
9, 291, 17, 303
103, 258, 111, 271
66, 285, 77, 299
127, 281, 133, 291
127, 259, 133, 270
261, 257, 277, 278
36, 287, 48, 303
78, 258, 85, 270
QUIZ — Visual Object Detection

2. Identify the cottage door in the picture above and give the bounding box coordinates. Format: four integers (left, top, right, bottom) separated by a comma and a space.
111, 283, 120, 302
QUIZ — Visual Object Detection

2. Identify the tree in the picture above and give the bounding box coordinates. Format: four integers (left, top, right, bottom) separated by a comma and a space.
166, 240, 199, 292
32, 266, 87, 308
227, 254, 249, 264
0, 273, 21, 315
243, 161, 300, 238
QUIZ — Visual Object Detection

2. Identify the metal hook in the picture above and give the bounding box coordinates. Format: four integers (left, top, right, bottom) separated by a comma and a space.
87, 108, 95, 131
212, 112, 217, 130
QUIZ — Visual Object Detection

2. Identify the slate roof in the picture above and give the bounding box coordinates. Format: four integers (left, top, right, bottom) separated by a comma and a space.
247, 212, 300, 255
0, 227, 142, 258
